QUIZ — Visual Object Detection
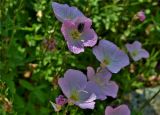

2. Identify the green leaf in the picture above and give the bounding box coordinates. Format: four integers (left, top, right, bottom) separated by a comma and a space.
19, 80, 34, 91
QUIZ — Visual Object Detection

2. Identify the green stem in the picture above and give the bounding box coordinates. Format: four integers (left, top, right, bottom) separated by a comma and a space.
63, 104, 69, 115
56, 111, 59, 115
10, 0, 24, 40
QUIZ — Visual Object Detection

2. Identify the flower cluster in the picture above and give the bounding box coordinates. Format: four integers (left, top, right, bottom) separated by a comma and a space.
51, 2, 149, 115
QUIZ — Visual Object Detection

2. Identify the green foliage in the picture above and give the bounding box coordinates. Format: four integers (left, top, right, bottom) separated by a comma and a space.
0, 0, 160, 114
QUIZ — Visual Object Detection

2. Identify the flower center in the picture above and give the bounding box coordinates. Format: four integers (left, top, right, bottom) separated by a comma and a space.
70, 90, 79, 101
94, 77, 103, 86
70, 30, 81, 40
101, 59, 110, 68
131, 50, 138, 57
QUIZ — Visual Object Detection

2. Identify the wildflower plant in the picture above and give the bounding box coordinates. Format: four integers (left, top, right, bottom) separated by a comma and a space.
50, 2, 151, 115
2, 0, 158, 115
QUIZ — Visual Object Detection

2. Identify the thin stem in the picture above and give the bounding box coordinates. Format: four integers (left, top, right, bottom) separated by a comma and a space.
10, 0, 24, 40
63, 104, 69, 115
51, 21, 58, 38
140, 88, 160, 111
56, 111, 59, 115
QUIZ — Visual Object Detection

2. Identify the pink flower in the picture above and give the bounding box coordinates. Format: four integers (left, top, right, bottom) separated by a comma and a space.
137, 11, 146, 22
61, 17, 97, 54
55, 95, 67, 106
50, 95, 67, 112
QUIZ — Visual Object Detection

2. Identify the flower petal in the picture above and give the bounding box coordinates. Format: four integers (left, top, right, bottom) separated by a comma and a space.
93, 40, 119, 63
105, 105, 130, 115
58, 69, 87, 98
61, 20, 75, 42
77, 102, 95, 109
67, 41, 84, 54
78, 91, 96, 103
133, 41, 142, 48
125, 41, 141, 52
73, 17, 97, 47
86, 81, 107, 100
81, 29, 98, 47
92, 44, 106, 62
131, 49, 149, 61
107, 50, 129, 73
87, 66, 95, 80
139, 49, 149, 58
75, 90, 96, 109
52, 2, 84, 22
103, 81, 119, 98
74, 17, 92, 30
99, 40, 118, 52
85, 68, 116, 100
96, 68, 112, 82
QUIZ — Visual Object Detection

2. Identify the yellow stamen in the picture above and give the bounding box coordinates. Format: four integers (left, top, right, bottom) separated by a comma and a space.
70, 90, 79, 101
101, 59, 110, 68
131, 50, 138, 57
70, 30, 81, 40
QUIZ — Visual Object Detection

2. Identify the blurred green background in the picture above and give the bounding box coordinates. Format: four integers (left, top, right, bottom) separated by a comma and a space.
0, 0, 160, 115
